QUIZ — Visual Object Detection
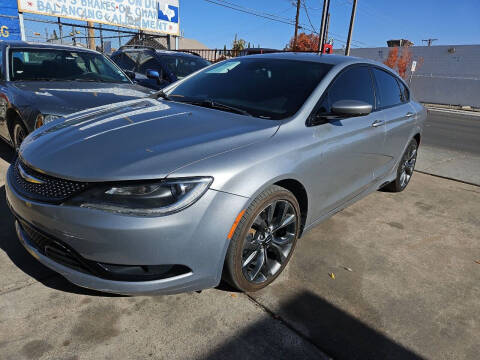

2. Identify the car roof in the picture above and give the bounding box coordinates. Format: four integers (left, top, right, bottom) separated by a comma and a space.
0, 40, 100, 54
241, 52, 401, 77
244, 52, 376, 66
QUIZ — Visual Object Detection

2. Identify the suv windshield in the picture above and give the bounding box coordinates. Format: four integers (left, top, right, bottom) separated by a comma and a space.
159, 54, 210, 79
9, 48, 130, 83
167, 58, 332, 119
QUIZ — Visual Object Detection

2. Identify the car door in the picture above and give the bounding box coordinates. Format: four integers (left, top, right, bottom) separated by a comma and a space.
371, 67, 417, 171
306, 65, 389, 220
0, 45, 9, 141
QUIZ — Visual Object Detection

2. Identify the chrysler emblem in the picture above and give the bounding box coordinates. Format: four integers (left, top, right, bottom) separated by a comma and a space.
18, 163, 45, 185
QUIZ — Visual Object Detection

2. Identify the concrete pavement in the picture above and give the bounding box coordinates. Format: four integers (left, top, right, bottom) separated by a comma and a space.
0, 135, 479, 359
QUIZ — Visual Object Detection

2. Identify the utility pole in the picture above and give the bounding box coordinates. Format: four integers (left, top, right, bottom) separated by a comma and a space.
117, 26, 122, 48
293, 0, 301, 51
72, 26, 77, 46
99, 23, 104, 52
87, 21, 95, 50
325, 13, 330, 45
422, 38, 438, 46
345, 0, 357, 56
58, 17, 63, 44
318, 0, 330, 53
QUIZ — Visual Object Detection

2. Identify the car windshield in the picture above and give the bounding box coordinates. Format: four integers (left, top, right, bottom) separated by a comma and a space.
9, 48, 130, 83
167, 58, 332, 119
159, 53, 210, 79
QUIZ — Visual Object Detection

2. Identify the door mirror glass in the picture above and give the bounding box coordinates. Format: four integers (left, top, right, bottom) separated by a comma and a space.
146, 69, 160, 79
331, 100, 372, 116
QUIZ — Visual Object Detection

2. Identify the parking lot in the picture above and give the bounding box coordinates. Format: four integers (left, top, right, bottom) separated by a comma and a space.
1, 111, 479, 360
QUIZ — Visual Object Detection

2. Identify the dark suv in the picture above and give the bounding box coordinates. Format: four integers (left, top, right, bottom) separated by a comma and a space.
111, 46, 211, 90
0, 41, 152, 149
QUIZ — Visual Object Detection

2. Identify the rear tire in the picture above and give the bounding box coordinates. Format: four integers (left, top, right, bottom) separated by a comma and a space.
223, 185, 300, 292
383, 138, 418, 192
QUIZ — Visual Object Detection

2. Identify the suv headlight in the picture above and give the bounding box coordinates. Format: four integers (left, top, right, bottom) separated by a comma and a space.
66, 177, 213, 216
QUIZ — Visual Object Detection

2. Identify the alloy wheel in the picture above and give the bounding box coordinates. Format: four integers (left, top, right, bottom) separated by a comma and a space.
13, 123, 26, 150
241, 200, 297, 284
399, 142, 417, 188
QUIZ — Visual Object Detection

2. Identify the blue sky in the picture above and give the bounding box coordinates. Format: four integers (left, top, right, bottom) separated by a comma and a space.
17, 0, 480, 49
181, 0, 480, 49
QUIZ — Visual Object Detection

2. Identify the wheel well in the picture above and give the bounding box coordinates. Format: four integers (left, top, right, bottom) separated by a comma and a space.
413, 133, 421, 145
274, 179, 308, 236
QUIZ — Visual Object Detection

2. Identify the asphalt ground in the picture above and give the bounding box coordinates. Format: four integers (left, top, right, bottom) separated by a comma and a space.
1, 113, 479, 359
416, 109, 480, 185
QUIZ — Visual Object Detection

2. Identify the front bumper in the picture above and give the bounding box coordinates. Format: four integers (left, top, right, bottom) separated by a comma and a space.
6, 169, 247, 295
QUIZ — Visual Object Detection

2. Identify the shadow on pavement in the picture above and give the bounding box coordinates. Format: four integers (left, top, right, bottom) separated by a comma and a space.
206, 290, 424, 360
0, 140, 15, 164
0, 185, 120, 297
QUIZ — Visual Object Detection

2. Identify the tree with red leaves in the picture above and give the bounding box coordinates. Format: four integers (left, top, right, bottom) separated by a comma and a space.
384, 47, 399, 69
286, 32, 319, 51
384, 45, 417, 80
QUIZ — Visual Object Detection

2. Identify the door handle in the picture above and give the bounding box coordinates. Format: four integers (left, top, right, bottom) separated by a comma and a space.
372, 120, 385, 127
405, 112, 415, 118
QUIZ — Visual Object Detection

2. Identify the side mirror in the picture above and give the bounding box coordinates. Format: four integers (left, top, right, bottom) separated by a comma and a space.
146, 69, 160, 80
331, 100, 372, 116
124, 70, 136, 80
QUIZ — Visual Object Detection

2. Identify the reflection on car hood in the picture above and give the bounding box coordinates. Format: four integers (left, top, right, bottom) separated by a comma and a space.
20, 99, 279, 182
11, 81, 152, 115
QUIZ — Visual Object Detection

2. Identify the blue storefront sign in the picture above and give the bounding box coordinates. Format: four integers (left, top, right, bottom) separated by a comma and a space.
1, 0, 22, 41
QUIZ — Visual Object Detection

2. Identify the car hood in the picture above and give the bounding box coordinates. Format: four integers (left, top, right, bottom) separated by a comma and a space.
11, 81, 152, 115
20, 98, 279, 182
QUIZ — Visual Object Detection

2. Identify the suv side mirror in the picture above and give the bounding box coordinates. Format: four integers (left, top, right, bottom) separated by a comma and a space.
124, 70, 136, 80
331, 100, 372, 116
146, 69, 160, 80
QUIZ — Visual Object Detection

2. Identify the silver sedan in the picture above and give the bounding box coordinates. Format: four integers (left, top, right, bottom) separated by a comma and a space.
6, 53, 426, 294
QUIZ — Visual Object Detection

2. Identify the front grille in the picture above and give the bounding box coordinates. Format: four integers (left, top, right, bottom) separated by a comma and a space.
10, 158, 88, 203
18, 220, 192, 282
20, 221, 90, 274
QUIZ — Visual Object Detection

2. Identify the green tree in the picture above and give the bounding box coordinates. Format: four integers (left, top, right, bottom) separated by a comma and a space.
232, 34, 246, 56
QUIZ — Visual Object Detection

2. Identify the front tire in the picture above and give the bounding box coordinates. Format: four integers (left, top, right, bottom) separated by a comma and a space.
12, 120, 28, 151
383, 138, 418, 192
224, 185, 300, 292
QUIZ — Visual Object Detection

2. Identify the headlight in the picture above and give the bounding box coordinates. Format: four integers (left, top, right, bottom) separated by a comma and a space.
67, 177, 213, 216
35, 114, 61, 129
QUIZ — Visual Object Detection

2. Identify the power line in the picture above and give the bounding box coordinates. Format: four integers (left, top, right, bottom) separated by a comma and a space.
203, 0, 298, 27
204, 0, 363, 48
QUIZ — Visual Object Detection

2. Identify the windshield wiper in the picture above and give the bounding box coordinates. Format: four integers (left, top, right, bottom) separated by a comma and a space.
183, 99, 252, 117
150, 90, 171, 101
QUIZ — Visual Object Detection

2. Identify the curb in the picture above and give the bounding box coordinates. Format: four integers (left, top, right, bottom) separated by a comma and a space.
422, 103, 480, 113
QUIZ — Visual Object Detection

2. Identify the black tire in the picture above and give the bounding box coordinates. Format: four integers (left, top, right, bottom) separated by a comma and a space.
11, 119, 28, 151
223, 185, 301, 292
383, 138, 418, 192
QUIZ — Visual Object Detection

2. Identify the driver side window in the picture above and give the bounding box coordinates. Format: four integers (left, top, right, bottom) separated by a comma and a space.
317, 66, 375, 116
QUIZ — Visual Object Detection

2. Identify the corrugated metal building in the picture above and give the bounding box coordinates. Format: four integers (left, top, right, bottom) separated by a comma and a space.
335, 45, 480, 107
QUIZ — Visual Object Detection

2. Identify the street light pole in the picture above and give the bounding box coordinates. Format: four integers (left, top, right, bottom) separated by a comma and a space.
293, 0, 301, 50
345, 0, 357, 56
